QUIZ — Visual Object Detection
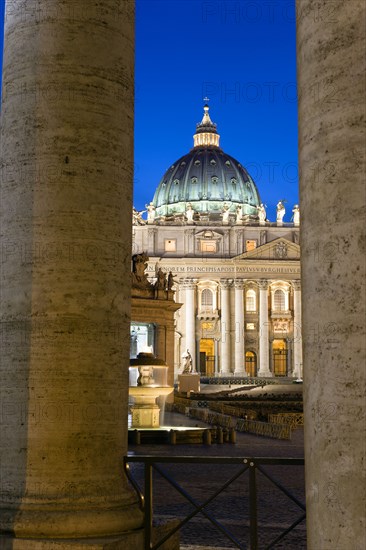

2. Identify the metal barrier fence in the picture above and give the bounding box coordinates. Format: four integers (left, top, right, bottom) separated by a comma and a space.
268, 413, 304, 429
124, 455, 305, 550
188, 407, 292, 440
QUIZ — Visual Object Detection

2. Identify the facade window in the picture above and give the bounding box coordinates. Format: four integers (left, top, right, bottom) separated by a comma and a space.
273, 289, 286, 311
201, 289, 213, 309
246, 289, 256, 312
164, 239, 176, 252
246, 240, 257, 252
246, 322, 255, 330
200, 240, 217, 253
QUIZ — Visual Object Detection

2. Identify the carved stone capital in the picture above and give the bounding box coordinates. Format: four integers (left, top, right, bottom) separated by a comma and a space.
258, 279, 269, 290
292, 279, 302, 291
234, 279, 245, 290
182, 277, 197, 290
220, 278, 233, 290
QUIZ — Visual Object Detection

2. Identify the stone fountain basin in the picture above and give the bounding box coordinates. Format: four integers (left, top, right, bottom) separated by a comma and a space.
129, 386, 173, 396
129, 386, 173, 405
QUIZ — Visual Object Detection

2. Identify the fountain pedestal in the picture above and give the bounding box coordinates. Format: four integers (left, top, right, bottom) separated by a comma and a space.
129, 387, 173, 428
129, 352, 173, 429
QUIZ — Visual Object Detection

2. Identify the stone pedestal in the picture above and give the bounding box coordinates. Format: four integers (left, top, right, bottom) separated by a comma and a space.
0, 0, 143, 544
297, 0, 366, 547
130, 403, 160, 429
129, 379, 173, 428
178, 374, 200, 394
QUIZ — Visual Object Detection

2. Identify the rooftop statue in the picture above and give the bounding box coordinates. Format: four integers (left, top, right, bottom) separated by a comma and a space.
185, 202, 194, 223
132, 207, 146, 226
257, 203, 267, 225
222, 202, 230, 224
292, 204, 300, 226
131, 253, 152, 289
276, 200, 286, 224
155, 267, 167, 290
146, 202, 156, 224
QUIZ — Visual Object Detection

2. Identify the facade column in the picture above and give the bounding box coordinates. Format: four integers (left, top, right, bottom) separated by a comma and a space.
147, 227, 157, 255
0, 1, 143, 547
220, 279, 232, 374
184, 228, 195, 255
214, 339, 219, 376
234, 279, 245, 375
183, 279, 197, 372
292, 280, 302, 379
258, 280, 271, 377
297, 1, 365, 547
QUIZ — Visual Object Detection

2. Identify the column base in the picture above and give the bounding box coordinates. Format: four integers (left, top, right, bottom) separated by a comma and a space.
233, 370, 246, 377
257, 371, 272, 378
0, 532, 144, 550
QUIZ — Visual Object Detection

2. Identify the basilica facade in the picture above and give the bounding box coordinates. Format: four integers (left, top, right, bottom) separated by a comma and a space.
132, 105, 302, 380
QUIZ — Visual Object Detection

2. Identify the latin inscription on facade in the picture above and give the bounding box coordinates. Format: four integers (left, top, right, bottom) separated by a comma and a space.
147, 265, 300, 274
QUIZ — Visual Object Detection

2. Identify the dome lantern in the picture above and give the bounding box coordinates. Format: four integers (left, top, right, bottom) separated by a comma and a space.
193, 104, 220, 148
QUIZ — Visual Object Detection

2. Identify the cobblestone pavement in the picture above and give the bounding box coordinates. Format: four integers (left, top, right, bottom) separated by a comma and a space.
128, 412, 306, 549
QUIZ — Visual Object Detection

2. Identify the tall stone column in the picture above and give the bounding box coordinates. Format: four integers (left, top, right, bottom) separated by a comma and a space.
234, 280, 245, 375
220, 279, 232, 374
297, 1, 366, 547
258, 280, 271, 377
292, 280, 302, 379
0, 1, 143, 547
184, 279, 196, 371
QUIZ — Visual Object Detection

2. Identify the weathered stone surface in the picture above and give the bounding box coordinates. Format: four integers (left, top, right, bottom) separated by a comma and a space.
0, 0, 143, 543
0, 533, 144, 550
297, 0, 366, 548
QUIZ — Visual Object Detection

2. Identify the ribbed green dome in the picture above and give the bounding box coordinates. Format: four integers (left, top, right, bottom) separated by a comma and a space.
152, 106, 261, 221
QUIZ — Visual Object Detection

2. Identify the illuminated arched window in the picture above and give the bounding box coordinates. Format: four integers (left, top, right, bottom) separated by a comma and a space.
246, 289, 256, 312
273, 289, 286, 311
201, 288, 213, 309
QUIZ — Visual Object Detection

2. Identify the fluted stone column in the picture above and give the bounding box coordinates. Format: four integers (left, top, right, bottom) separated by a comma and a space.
297, 1, 366, 547
220, 279, 232, 374
258, 280, 271, 377
234, 280, 245, 375
184, 279, 196, 371
292, 280, 302, 379
0, 1, 143, 547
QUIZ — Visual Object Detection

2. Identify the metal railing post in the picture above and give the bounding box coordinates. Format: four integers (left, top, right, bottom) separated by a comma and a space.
144, 463, 153, 550
249, 460, 258, 550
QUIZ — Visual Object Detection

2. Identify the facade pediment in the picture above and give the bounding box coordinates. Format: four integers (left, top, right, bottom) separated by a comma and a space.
234, 238, 300, 261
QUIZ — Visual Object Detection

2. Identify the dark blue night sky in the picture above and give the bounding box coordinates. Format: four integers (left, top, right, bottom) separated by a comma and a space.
0, 0, 299, 221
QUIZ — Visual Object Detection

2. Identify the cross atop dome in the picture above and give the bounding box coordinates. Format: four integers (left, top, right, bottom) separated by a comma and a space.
193, 104, 220, 148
